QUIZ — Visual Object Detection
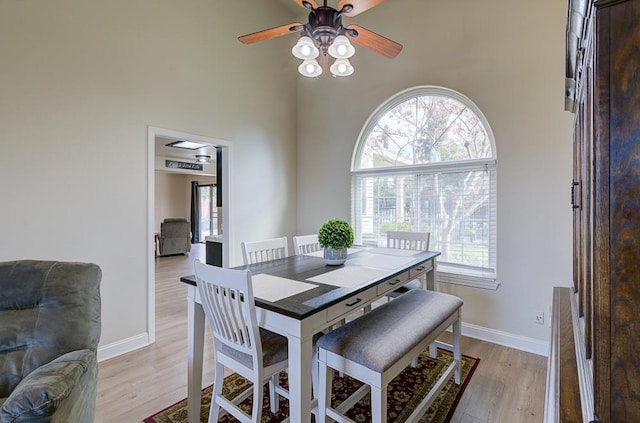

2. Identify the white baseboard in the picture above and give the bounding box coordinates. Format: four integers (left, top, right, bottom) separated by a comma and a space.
462, 322, 549, 357
97, 333, 150, 362
95, 325, 548, 364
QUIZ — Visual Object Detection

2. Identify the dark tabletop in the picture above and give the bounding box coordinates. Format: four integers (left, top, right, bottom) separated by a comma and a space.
180, 249, 440, 320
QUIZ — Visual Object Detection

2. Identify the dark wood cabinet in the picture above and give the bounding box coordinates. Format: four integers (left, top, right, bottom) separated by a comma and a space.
546, 0, 640, 421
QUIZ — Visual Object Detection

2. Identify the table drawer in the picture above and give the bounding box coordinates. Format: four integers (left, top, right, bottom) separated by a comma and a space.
376, 271, 410, 295
409, 260, 433, 279
327, 287, 376, 322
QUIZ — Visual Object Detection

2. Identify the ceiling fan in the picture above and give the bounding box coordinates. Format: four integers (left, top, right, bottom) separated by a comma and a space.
238, 0, 402, 77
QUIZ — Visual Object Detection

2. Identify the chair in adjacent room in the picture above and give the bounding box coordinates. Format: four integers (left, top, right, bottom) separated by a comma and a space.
159, 218, 192, 256
194, 260, 289, 422
386, 231, 431, 299
241, 236, 289, 265
293, 234, 321, 255
0, 260, 102, 423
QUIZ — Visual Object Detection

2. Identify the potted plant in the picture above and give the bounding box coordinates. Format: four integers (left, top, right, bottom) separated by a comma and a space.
318, 218, 354, 265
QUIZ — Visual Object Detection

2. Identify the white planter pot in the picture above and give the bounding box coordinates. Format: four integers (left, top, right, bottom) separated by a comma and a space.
324, 247, 347, 265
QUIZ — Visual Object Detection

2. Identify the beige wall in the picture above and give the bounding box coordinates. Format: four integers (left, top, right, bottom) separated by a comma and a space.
0, 0, 574, 354
296, 0, 574, 347
0, 0, 298, 349
154, 172, 215, 232
154, 172, 188, 231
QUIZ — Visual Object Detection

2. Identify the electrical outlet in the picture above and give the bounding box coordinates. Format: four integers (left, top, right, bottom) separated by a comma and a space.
534, 310, 545, 325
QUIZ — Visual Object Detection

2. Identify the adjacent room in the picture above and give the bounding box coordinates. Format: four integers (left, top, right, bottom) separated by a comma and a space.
2, 0, 638, 422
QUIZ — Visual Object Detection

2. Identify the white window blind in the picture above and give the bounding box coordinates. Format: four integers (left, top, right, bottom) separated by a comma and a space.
351, 86, 499, 289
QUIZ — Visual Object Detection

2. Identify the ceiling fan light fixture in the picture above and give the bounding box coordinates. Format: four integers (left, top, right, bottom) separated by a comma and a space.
298, 59, 323, 77
292, 36, 319, 59
330, 58, 354, 77
328, 35, 355, 59
195, 154, 211, 163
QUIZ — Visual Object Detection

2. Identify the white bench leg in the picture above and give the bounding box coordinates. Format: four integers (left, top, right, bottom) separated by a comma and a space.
371, 385, 387, 423
453, 314, 461, 384
429, 342, 437, 358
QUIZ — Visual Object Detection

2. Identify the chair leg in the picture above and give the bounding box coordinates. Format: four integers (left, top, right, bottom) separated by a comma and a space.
370, 385, 387, 423
251, 380, 263, 422
318, 357, 332, 422
269, 373, 280, 413
209, 362, 225, 423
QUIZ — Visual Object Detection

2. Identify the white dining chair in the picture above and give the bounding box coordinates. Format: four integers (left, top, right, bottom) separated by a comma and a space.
241, 236, 289, 265
194, 260, 290, 422
386, 231, 431, 299
292, 234, 321, 255
387, 230, 431, 251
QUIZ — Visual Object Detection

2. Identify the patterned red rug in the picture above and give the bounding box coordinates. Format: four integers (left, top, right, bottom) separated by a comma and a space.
143, 348, 479, 423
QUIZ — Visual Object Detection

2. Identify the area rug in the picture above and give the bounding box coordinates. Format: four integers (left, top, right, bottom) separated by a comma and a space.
143, 349, 479, 423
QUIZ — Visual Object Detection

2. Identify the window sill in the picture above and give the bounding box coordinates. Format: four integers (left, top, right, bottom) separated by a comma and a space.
436, 266, 501, 290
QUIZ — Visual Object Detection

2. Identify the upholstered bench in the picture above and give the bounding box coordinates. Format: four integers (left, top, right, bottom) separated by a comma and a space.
316, 289, 463, 423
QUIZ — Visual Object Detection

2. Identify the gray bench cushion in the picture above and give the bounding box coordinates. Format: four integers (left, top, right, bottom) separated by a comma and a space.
317, 289, 463, 373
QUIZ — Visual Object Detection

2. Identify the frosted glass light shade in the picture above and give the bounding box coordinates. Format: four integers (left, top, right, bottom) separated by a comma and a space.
292, 36, 319, 59
328, 35, 355, 59
330, 58, 354, 76
298, 59, 323, 77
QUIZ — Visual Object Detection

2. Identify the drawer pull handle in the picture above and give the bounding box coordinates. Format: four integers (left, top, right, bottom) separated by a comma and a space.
345, 298, 362, 307
389, 279, 402, 286
415, 266, 425, 271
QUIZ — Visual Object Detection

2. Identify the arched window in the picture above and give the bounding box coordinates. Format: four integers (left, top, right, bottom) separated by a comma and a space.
351, 86, 498, 289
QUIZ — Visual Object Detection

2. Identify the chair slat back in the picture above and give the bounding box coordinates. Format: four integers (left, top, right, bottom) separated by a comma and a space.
387, 231, 430, 251
194, 260, 261, 363
241, 237, 289, 265
293, 234, 321, 255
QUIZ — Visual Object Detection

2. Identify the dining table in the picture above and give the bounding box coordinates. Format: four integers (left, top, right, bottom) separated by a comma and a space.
180, 246, 440, 423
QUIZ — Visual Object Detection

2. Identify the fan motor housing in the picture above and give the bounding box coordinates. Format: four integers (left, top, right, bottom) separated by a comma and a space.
307, 6, 343, 50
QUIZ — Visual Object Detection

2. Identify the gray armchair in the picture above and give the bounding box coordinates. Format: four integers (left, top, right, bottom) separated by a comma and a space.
159, 218, 192, 256
0, 260, 101, 423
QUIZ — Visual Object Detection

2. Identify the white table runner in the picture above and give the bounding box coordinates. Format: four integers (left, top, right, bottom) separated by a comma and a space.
252, 274, 318, 302
364, 247, 421, 257
347, 254, 416, 270
306, 266, 389, 288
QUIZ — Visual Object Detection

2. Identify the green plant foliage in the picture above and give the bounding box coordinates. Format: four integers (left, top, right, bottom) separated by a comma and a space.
318, 218, 354, 250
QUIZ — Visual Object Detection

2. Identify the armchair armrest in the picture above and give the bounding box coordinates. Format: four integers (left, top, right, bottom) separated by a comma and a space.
1, 349, 97, 423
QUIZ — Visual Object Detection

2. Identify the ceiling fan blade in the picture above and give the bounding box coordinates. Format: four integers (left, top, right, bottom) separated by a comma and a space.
292, 0, 318, 9
238, 22, 303, 44
346, 24, 402, 59
339, 0, 386, 17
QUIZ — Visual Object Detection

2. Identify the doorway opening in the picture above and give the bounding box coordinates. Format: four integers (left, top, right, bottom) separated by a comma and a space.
147, 126, 233, 344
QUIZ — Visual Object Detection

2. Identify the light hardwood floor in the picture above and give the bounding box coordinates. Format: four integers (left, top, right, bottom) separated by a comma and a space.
95, 244, 548, 422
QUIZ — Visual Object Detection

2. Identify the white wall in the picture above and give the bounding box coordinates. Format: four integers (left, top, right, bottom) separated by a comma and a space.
0, 0, 298, 350
296, 0, 574, 349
